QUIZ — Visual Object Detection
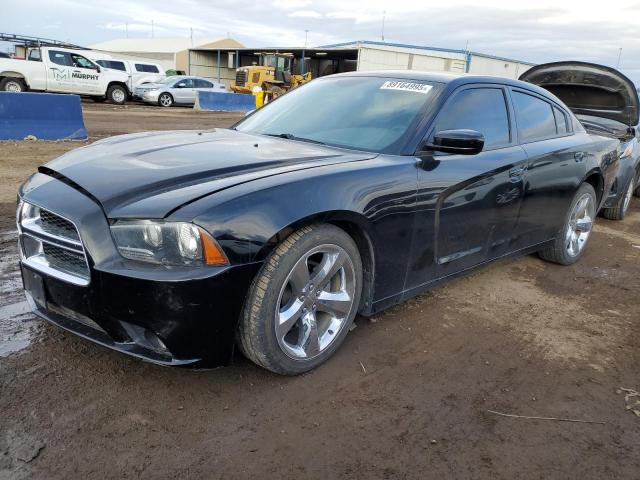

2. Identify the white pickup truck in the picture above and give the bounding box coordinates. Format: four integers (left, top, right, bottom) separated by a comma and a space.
0, 46, 131, 104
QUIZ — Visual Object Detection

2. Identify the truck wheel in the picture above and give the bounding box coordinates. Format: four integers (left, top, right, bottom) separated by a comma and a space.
0, 78, 26, 92
538, 183, 596, 265
158, 93, 173, 107
602, 177, 635, 220
238, 223, 362, 375
107, 85, 127, 105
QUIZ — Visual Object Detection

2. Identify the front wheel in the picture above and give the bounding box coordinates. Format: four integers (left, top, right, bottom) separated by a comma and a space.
602, 177, 635, 220
538, 183, 596, 265
238, 224, 363, 375
158, 93, 173, 107
107, 85, 127, 105
0, 77, 26, 92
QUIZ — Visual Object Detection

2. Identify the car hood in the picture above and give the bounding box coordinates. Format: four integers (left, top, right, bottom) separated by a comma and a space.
40, 129, 376, 218
519, 62, 639, 127
135, 82, 164, 89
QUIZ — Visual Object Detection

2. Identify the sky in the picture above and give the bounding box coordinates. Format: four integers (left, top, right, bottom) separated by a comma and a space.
2, 0, 640, 84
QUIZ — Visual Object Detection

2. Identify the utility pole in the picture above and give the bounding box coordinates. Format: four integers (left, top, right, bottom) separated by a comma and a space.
190, 27, 193, 46
616, 47, 622, 69
125, 23, 129, 38
381, 11, 386, 42
304, 29, 309, 47
151, 20, 154, 38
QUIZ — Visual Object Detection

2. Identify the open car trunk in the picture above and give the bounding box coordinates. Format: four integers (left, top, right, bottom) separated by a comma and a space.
520, 61, 639, 139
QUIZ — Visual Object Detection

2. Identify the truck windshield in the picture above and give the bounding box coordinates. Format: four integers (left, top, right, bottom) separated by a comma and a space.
235, 76, 438, 153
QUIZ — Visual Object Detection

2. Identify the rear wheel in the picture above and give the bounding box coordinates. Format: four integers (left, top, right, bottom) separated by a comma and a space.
538, 183, 596, 265
0, 77, 26, 92
158, 92, 173, 107
238, 224, 363, 375
602, 177, 635, 220
107, 84, 127, 105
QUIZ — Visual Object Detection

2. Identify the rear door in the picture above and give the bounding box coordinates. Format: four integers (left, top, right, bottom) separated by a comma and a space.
407, 84, 528, 289
45, 50, 74, 92
508, 88, 586, 247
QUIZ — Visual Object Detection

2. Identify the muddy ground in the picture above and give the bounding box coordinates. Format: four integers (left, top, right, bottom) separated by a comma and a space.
0, 102, 639, 479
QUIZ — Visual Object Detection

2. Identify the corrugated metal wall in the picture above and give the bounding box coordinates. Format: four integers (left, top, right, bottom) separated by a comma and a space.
467, 55, 532, 79
357, 47, 466, 73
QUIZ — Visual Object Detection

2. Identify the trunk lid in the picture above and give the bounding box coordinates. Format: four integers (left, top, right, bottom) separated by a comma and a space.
519, 61, 639, 127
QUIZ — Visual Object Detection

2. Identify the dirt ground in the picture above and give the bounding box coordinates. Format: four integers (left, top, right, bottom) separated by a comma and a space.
0, 102, 639, 480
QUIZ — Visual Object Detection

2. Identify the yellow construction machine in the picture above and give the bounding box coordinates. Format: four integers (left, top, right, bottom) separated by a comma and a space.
231, 53, 312, 100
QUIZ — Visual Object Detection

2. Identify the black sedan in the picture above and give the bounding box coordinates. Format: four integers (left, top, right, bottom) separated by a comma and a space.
17, 71, 619, 374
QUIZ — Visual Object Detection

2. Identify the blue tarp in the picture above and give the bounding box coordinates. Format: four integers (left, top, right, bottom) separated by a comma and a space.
0, 92, 88, 140
195, 91, 256, 112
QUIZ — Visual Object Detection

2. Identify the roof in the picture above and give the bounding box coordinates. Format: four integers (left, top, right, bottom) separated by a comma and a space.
320, 40, 537, 66
89, 37, 244, 54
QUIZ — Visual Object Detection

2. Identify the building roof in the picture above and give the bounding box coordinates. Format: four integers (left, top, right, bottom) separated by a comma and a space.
89, 37, 244, 53
321, 40, 536, 66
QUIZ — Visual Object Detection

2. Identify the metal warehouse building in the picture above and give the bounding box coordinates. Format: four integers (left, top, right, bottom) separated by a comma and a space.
187, 40, 535, 87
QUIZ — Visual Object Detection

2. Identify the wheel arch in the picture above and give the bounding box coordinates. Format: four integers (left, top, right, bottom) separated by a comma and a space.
106, 81, 129, 95
257, 210, 377, 316
582, 169, 605, 206
0, 71, 26, 80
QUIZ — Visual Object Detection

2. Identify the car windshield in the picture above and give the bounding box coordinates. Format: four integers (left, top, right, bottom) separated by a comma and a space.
159, 77, 179, 84
236, 76, 439, 153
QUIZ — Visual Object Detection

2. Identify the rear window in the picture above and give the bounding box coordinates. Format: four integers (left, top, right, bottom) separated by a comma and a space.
97, 60, 126, 71
512, 91, 557, 142
135, 64, 160, 73
194, 79, 213, 88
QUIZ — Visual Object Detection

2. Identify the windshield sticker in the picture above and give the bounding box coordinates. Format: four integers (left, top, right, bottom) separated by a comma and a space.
380, 81, 432, 94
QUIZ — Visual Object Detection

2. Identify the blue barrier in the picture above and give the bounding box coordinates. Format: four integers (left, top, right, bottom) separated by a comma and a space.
195, 91, 256, 112
0, 92, 88, 140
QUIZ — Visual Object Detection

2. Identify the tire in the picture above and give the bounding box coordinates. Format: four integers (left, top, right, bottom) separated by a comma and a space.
238, 224, 363, 375
634, 171, 640, 198
107, 84, 127, 105
158, 92, 173, 107
602, 177, 635, 220
538, 183, 596, 265
0, 77, 26, 92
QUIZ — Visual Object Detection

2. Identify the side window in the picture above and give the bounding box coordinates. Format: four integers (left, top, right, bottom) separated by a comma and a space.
194, 79, 213, 88
48, 50, 72, 67
512, 91, 557, 142
135, 63, 160, 73
97, 60, 126, 71
174, 79, 194, 88
28, 49, 42, 62
553, 106, 569, 135
434, 87, 510, 150
70, 54, 96, 70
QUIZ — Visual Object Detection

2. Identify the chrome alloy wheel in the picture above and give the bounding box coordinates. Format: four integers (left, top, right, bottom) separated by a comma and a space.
275, 244, 356, 360
622, 178, 635, 214
159, 93, 172, 107
111, 88, 126, 103
566, 193, 594, 257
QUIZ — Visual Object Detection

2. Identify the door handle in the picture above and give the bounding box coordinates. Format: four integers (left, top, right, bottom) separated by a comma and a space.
574, 152, 585, 162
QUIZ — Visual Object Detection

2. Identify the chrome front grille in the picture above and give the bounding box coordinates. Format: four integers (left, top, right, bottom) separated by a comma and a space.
18, 201, 90, 286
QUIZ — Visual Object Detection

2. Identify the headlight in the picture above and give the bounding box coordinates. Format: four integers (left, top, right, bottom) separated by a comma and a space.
110, 221, 228, 266
620, 142, 634, 158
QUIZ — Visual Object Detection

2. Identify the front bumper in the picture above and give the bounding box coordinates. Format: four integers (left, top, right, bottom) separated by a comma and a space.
18, 173, 261, 367
136, 90, 161, 103
21, 260, 260, 367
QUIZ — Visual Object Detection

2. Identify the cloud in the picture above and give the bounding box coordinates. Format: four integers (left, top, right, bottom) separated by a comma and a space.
273, 0, 312, 9
288, 10, 323, 18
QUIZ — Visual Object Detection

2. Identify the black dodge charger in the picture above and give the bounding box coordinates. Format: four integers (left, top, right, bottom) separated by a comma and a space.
17, 71, 619, 374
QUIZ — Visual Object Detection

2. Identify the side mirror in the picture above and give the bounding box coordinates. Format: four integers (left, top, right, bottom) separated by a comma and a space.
96, 66, 101, 73
422, 129, 484, 155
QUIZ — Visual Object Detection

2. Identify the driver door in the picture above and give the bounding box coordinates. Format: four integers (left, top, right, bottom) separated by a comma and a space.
406, 85, 528, 290
172, 78, 195, 103
69, 53, 101, 94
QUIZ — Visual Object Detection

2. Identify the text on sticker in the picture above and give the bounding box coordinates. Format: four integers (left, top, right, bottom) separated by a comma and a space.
380, 81, 433, 94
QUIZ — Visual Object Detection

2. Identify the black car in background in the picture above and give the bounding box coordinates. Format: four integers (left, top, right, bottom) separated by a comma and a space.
17, 72, 619, 374
521, 62, 640, 220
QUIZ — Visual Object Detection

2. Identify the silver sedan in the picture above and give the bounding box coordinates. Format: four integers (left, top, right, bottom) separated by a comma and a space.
134, 76, 227, 107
